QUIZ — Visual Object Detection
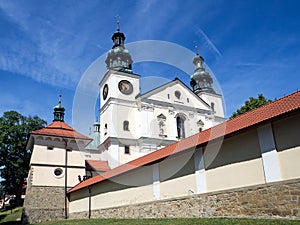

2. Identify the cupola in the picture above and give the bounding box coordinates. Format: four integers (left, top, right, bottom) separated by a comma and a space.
190, 45, 216, 94
105, 17, 133, 73
53, 94, 65, 122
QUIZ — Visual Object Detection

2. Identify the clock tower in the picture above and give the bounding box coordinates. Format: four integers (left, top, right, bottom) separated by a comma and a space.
99, 22, 140, 169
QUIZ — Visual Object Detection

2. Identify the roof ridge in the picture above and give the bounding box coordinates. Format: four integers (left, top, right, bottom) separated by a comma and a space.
229, 90, 300, 121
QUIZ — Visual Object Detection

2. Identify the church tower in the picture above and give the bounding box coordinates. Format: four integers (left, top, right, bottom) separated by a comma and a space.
99, 20, 141, 169
190, 48, 225, 120
23, 96, 91, 223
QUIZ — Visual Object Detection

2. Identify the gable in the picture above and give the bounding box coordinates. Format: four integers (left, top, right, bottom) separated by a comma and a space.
139, 79, 211, 111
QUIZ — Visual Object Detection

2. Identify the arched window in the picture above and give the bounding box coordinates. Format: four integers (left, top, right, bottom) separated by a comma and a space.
176, 116, 185, 139
211, 102, 215, 112
123, 120, 129, 131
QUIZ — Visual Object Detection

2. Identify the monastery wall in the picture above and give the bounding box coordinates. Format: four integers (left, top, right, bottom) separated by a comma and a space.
69, 178, 300, 219
68, 113, 300, 220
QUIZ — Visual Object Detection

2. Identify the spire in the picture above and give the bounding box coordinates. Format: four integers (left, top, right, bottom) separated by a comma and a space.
190, 46, 215, 94
105, 17, 133, 73
53, 94, 65, 122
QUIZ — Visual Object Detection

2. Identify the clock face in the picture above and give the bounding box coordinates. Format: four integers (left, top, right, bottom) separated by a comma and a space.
103, 84, 108, 100
118, 80, 133, 95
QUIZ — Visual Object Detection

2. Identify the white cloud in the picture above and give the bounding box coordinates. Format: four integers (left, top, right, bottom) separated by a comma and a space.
0, 1, 101, 89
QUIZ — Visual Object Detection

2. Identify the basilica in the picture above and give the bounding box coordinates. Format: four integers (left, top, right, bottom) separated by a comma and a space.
23, 25, 227, 223
95, 25, 225, 169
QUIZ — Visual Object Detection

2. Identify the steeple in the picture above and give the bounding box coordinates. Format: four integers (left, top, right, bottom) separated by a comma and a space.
190, 45, 215, 94
105, 16, 133, 73
53, 94, 65, 122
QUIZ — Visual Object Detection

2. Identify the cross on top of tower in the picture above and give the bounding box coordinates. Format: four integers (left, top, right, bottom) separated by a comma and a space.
194, 42, 199, 56
115, 15, 120, 31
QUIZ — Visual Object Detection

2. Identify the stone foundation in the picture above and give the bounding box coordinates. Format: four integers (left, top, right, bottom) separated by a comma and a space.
70, 179, 300, 220
22, 186, 66, 224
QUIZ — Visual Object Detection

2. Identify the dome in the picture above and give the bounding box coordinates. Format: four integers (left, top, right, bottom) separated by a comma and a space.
53, 95, 65, 122
190, 52, 216, 94
105, 27, 133, 73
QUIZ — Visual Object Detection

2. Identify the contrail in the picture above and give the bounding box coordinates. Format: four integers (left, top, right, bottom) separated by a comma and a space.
196, 28, 222, 57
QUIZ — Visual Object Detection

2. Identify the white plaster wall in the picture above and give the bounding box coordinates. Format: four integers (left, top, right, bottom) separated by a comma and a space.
139, 110, 151, 137
110, 165, 153, 187
30, 145, 65, 165
278, 146, 300, 180
206, 158, 265, 192
148, 83, 210, 111
30, 145, 85, 167
69, 194, 89, 213
107, 142, 119, 169
68, 150, 86, 166
159, 151, 194, 181
198, 93, 224, 118
160, 174, 197, 199
113, 104, 138, 139
91, 184, 153, 210
31, 166, 85, 187
118, 145, 148, 165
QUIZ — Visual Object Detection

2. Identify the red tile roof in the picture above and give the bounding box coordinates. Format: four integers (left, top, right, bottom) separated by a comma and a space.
68, 90, 300, 193
31, 121, 91, 140
86, 160, 110, 172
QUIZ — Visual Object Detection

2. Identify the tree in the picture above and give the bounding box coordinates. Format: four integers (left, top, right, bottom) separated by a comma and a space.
0, 111, 46, 206
230, 94, 272, 119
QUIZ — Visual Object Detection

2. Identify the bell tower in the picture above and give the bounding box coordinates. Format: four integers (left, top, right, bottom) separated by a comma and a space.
99, 19, 140, 169
190, 45, 225, 119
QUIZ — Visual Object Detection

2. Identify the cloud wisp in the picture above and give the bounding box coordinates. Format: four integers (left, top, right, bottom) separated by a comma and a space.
0, 1, 101, 89
195, 28, 222, 58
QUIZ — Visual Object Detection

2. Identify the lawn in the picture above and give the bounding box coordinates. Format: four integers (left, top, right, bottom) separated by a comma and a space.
1, 208, 300, 225
32, 217, 300, 225
0, 207, 22, 225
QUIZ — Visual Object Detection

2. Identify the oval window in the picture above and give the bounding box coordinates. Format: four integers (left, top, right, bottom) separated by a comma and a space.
175, 90, 181, 99
53, 168, 64, 178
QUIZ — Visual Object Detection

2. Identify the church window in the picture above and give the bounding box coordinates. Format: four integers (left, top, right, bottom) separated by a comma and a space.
176, 116, 185, 139
211, 102, 215, 112
125, 146, 130, 154
123, 120, 129, 131
187, 98, 190, 103
104, 123, 107, 135
167, 94, 170, 99
175, 90, 181, 99
53, 168, 64, 178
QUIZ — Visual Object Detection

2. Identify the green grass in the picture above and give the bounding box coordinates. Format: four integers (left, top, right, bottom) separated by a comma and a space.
32, 217, 300, 225
0, 207, 22, 225
1, 208, 299, 225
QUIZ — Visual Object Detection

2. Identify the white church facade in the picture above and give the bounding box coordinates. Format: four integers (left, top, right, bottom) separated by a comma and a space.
98, 26, 225, 169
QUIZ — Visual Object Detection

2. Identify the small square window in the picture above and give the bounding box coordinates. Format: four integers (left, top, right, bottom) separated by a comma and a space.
125, 146, 130, 154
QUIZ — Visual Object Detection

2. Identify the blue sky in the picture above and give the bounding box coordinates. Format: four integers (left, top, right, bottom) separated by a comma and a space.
0, 0, 299, 135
